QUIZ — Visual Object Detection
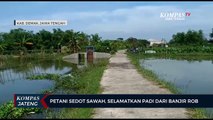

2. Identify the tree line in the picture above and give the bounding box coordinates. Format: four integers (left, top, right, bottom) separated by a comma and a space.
169, 29, 213, 46
0, 28, 127, 55
1, 28, 213, 55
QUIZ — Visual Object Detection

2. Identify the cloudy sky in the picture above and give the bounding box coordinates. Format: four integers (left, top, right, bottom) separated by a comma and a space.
0, 2, 213, 41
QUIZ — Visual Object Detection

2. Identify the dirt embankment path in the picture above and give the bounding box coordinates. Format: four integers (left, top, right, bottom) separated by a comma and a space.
93, 50, 188, 119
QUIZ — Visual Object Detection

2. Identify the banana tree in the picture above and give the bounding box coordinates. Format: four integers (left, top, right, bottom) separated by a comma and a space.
17, 34, 32, 55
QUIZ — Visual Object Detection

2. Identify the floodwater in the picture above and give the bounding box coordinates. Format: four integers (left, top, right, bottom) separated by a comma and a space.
0, 56, 107, 118
140, 58, 213, 117
0, 58, 74, 105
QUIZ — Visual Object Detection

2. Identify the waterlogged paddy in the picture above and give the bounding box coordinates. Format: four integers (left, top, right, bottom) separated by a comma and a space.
140, 59, 213, 94
140, 58, 213, 117
0, 58, 75, 105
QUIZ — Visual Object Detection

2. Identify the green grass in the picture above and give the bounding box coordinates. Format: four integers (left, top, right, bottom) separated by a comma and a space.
45, 59, 109, 119
0, 59, 109, 119
144, 46, 213, 54
26, 59, 108, 95
127, 52, 207, 119
0, 101, 42, 119
27, 74, 62, 80
139, 52, 213, 61
19, 53, 66, 61
188, 108, 208, 119
0, 52, 66, 61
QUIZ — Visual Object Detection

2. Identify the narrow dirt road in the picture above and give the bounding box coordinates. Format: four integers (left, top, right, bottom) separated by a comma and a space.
93, 50, 189, 119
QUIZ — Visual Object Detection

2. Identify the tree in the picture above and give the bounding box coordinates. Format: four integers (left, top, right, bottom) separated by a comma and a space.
137, 39, 150, 47
170, 32, 185, 45
210, 33, 213, 39
210, 28, 213, 40
169, 30, 206, 46
52, 28, 65, 52
64, 30, 74, 53
5, 28, 34, 54
0, 28, 120, 55
77, 32, 89, 51
126, 37, 138, 49
64, 30, 82, 53
0, 42, 6, 54
73, 32, 82, 53
117, 38, 123, 41
35, 29, 52, 49
91, 33, 102, 46
0, 33, 5, 53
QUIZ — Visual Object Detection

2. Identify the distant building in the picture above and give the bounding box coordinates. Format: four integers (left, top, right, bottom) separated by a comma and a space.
148, 39, 167, 47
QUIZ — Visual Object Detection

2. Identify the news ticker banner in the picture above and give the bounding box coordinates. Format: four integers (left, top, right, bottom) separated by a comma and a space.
14, 94, 213, 108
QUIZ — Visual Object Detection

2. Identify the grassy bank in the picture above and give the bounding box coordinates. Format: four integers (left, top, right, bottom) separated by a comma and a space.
0, 52, 66, 61
144, 46, 213, 54
0, 58, 108, 119
137, 52, 213, 61
127, 52, 207, 119
56, 59, 108, 119
27, 59, 109, 119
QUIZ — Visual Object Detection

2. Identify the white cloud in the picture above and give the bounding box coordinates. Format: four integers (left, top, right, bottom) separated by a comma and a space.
1, 4, 213, 40
48, 4, 213, 40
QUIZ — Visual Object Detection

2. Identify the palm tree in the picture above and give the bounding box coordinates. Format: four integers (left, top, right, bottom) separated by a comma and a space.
7, 28, 33, 54
76, 32, 89, 52
20, 34, 32, 47
65, 30, 82, 53
72, 32, 81, 53
52, 28, 64, 52
91, 33, 101, 46
64, 30, 74, 53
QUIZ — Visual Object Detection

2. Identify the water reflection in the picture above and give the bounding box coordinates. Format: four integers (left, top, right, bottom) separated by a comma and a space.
140, 58, 213, 117
0, 58, 75, 104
